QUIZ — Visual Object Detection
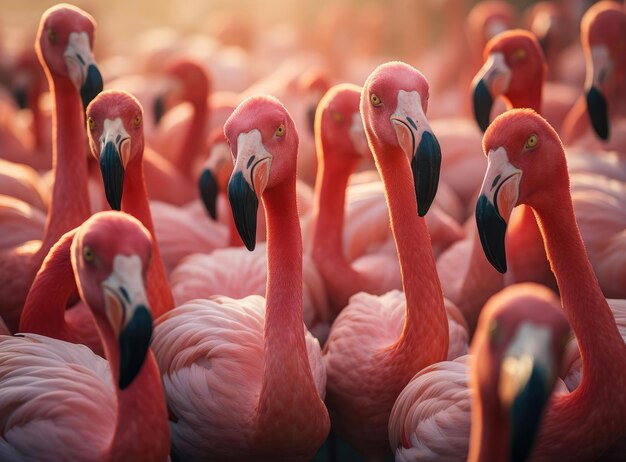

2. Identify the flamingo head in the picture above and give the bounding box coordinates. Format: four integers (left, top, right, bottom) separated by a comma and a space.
71, 211, 153, 390
467, 0, 515, 53
525, 2, 564, 57
86, 90, 145, 211
315, 83, 368, 166
35, 4, 103, 110
471, 283, 570, 461
300, 69, 332, 135
475, 109, 565, 273
472, 30, 545, 132
225, 95, 298, 250
198, 129, 232, 220
361, 61, 441, 216
581, 2, 626, 141
153, 58, 211, 124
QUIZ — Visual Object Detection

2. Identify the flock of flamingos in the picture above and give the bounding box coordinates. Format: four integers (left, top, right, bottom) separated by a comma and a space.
0, 0, 625, 460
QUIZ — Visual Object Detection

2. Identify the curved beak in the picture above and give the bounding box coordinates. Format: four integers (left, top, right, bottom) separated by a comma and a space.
64, 31, 102, 110
349, 112, 369, 157
102, 254, 153, 390
585, 46, 611, 141
227, 130, 271, 251
499, 324, 555, 462
475, 147, 521, 273
198, 169, 219, 220
98, 118, 131, 211
472, 52, 511, 132
153, 95, 166, 125
391, 89, 441, 216
198, 142, 233, 220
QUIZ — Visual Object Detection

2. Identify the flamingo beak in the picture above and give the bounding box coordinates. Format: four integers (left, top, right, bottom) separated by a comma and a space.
349, 112, 369, 157
472, 52, 511, 132
475, 147, 521, 273
198, 169, 219, 220
585, 46, 612, 141
391, 89, 441, 216
102, 254, 153, 390
198, 142, 233, 220
227, 130, 272, 251
499, 323, 556, 462
98, 118, 131, 211
64, 31, 102, 110
153, 95, 166, 125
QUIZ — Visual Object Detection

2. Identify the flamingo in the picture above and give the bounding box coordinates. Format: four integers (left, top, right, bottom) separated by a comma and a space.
0, 211, 169, 461
151, 95, 329, 460
476, 108, 626, 459
389, 283, 570, 461
561, 2, 626, 149
322, 62, 468, 459
0, 4, 102, 332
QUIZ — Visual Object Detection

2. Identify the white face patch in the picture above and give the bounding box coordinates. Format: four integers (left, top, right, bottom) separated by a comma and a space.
102, 254, 150, 334
587, 45, 612, 89
63, 31, 94, 90
476, 52, 512, 97
234, 129, 272, 195
101, 118, 131, 166
349, 112, 368, 157
391, 90, 431, 156
498, 322, 554, 407
479, 147, 522, 220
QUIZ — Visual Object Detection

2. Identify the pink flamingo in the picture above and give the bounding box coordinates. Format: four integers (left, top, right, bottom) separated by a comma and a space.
322, 62, 468, 459
389, 283, 569, 461
151, 95, 329, 460
476, 108, 626, 458
85, 90, 182, 317
0, 211, 168, 461
0, 4, 101, 332
561, 2, 626, 150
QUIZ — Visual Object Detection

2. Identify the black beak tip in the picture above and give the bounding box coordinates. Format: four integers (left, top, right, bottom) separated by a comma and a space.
80, 64, 104, 111
153, 96, 165, 125
586, 86, 609, 141
13, 88, 28, 109
475, 194, 508, 273
306, 105, 316, 135
100, 141, 125, 211
412, 131, 441, 217
473, 79, 494, 133
228, 171, 258, 251
198, 169, 219, 220
118, 305, 153, 390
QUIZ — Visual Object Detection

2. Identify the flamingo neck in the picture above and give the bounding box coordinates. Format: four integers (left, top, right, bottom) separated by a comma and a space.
534, 189, 625, 376
374, 147, 448, 362
179, 100, 208, 178
41, 76, 90, 257
20, 229, 77, 337
469, 394, 509, 462
122, 158, 174, 317
255, 178, 322, 436
506, 84, 542, 114
30, 79, 47, 151
92, 313, 169, 461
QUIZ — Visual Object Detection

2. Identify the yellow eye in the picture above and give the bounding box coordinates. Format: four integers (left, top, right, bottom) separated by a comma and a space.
83, 246, 95, 262
525, 133, 538, 149
333, 112, 344, 123
87, 117, 96, 130
370, 94, 382, 106
514, 48, 527, 60
47, 29, 57, 44
133, 115, 142, 127
275, 123, 286, 137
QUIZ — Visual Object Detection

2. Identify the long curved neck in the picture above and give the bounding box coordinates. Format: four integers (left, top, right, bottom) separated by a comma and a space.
506, 84, 542, 114
20, 229, 77, 337
41, 75, 90, 256
30, 78, 47, 151
255, 178, 322, 437
179, 100, 208, 178
92, 312, 169, 461
533, 181, 626, 456
469, 392, 509, 462
374, 146, 448, 363
122, 158, 174, 317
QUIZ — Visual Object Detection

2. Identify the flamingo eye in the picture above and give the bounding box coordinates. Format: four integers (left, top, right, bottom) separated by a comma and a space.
275, 123, 286, 137
133, 115, 142, 127
525, 133, 538, 149
47, 29, 57, 44
87, 117, 96, 130
333, 112, 344, 123
83, 246, 95, 263
370, 94, 382, 107
514, 48, 527, 60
